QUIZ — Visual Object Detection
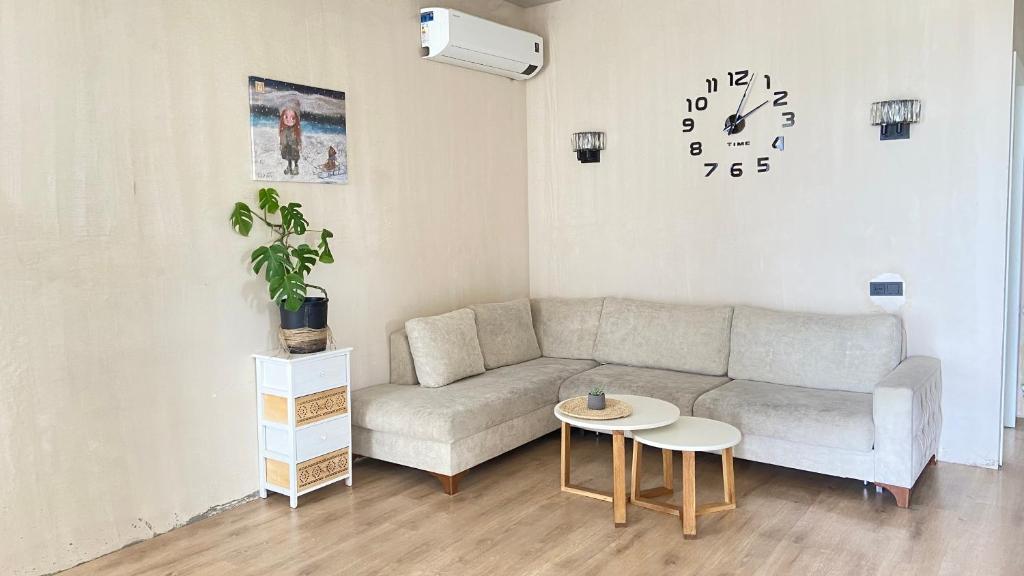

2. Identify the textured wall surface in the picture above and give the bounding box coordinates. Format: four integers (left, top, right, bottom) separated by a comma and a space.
0, 1, 530, 573
526, 0, 1014, 468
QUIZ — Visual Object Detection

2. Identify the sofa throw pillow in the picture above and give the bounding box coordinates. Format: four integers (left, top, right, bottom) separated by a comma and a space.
469, 298, 542, 369
405, 308, 486, 388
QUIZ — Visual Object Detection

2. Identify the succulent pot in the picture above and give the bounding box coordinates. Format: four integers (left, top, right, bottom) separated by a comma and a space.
587, 393, 606, 410
279, 297, 329, 354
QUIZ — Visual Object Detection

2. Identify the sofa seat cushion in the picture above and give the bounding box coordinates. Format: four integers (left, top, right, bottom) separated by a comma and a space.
353, 357, 598, 443
558, 364, 729, 415
593, 298, 734, 376
693, 380, 874, 452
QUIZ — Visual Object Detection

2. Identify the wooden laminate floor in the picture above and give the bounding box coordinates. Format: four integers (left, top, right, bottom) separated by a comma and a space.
62, 425, 1024, 576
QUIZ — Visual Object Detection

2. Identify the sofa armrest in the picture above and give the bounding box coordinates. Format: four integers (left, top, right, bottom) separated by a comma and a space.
872, 356, 942, 487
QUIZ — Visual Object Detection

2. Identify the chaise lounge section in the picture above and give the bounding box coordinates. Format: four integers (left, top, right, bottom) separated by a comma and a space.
352, 297, 941, 507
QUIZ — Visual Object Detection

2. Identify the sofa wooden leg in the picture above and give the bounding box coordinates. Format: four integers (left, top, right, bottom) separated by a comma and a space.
876, 483, 911, 508
929, 454, 937, 466
431, 472, 465, 495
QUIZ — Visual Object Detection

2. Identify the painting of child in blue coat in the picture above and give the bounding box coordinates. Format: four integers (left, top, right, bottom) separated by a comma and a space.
248, 76, 347, 184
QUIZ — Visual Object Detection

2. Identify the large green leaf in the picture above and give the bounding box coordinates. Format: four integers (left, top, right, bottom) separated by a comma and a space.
280, 202, 309, 235
250, 243, 292, 281
278, 273, 308, 311
258, 188, 280, 214
268, 274, 285, 301
230, 202, 253, 236
318, 229, 335, 263
290, 244, 319, 276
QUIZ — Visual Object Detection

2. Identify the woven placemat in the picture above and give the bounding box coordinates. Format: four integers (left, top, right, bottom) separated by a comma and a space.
558, 396, 633, 420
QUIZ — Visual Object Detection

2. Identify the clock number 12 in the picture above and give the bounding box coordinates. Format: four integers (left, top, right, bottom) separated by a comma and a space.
727, 70, 750, 86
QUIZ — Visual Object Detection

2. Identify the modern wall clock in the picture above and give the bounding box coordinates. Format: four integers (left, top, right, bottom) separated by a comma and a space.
682, 70, 795, 178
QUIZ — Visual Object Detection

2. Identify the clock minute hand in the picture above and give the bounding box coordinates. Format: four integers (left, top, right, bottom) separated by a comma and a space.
733, 74, 754, 118
725, 73, 755, 133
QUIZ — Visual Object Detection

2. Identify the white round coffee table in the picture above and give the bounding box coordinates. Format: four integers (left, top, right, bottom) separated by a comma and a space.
554, 394, 680, 527
631, 416, 742, 539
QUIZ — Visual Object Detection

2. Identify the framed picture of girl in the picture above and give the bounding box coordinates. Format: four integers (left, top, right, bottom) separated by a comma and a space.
248, 76, 348, 185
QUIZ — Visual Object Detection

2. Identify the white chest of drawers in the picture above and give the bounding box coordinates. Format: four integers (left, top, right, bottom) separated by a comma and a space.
254, 348, 353, 508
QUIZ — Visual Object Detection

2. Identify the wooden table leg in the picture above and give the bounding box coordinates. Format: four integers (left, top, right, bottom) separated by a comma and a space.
681, 450, 697, 539
636, 446, 674, 500
662, 449, 674, 491
612, 430, 627, 527
722, 447, 735, 506
560, 422, 571, 489
630, 439, 642, 501
559, 422, 616, 504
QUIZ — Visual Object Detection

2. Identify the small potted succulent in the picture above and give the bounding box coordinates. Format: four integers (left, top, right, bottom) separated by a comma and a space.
230, 187, 335, 353
587, 385, 606, 410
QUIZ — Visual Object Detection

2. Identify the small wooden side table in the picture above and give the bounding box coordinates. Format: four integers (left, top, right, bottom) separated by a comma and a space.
554, 395, 680, 527
630, 416, 742, 539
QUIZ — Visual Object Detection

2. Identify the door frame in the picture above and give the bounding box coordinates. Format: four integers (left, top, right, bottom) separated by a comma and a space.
1001, 51, 1024, 465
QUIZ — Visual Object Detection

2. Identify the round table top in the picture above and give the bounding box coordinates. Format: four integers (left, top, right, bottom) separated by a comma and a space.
632, 416, 742, 452
554, 394, 680, 432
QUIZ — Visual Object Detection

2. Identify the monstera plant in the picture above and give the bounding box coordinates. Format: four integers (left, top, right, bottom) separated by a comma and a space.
230, 188, 335, 353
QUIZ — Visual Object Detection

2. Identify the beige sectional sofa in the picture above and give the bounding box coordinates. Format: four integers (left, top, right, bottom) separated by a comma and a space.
352, 297, 941, 507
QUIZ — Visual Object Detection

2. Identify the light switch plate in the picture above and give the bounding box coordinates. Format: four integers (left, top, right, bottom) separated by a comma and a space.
869, 281, 904, 297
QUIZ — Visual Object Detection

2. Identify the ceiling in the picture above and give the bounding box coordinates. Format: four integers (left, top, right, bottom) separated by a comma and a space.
505, 0, 561, 7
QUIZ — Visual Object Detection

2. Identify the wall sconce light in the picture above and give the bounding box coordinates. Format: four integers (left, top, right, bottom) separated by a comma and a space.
572, 131, 606, 163
870, 99, 921, 141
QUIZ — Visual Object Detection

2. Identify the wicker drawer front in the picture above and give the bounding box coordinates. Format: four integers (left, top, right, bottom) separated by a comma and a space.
266, 447, 350, 491
263, 386, 348, 426
292, 355, 349, 396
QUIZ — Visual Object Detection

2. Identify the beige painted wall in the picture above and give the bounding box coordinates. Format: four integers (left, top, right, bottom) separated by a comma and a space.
526, 0, 1014, 468
0, 1, 529, 574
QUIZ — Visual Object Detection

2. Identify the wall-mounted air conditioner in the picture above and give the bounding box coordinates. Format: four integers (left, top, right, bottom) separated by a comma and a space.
420, 7, 544, 81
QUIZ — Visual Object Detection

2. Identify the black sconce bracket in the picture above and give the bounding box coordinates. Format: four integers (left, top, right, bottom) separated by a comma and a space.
879, 123, 911, 141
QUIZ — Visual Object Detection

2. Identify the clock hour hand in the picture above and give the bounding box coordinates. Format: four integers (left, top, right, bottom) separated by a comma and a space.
735, 99, 769, 123
723, 99, 769, 133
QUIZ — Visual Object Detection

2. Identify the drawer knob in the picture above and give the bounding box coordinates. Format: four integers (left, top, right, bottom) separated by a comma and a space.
319, 370, 327, 377
320, 434, 328, 440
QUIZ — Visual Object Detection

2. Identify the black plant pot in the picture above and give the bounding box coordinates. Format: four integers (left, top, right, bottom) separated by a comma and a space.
279, 297, 329, 353
279, 297, 328, 329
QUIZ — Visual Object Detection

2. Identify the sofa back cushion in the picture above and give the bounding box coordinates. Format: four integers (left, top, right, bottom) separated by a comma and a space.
593, 298, 734, 376
469, 298, 542, 369
728, 306, 903, 393
405, 308, 486, 388
389, 329, 418, 385
530, 297, 605, 360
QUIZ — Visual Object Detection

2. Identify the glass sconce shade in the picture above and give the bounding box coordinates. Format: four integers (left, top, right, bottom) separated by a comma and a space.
572, 131, 606, 163
870, 100, 921, 126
